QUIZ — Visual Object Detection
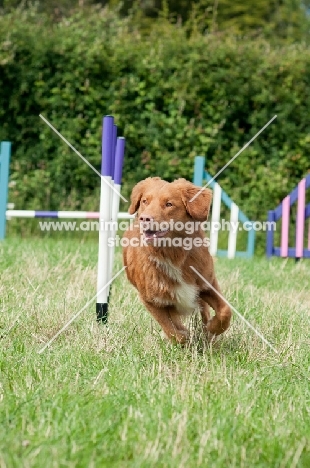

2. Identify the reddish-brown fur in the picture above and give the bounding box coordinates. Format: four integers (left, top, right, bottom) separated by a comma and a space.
122, 177, 232, 344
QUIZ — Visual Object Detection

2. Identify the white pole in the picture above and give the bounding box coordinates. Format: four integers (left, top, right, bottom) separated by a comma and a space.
96, 116, 114, 323
227, 202, 239, 259
210, 182, 221, 256
108, 183, 120, 288
108, 137, 125, 296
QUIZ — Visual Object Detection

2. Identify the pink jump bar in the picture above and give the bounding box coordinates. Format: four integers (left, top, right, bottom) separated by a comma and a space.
296, 178, 306, 257
280, 178, 306, 258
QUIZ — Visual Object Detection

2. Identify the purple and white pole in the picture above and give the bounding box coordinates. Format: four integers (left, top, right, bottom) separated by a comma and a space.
96, 116, 114, 323
106, 124, 119, 299
108, 137, 125, 293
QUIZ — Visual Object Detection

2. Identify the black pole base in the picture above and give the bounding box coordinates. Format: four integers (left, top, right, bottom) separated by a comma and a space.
96, 303, 108, 324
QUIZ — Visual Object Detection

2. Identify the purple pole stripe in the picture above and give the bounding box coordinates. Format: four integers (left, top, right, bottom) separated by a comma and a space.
101, 116, 114, 177
114, 137, 125, 185
280, 196, 290, 257
296, 178, 306, 258
111, 124, 117, 181
35, 211, 59, 218
266, 210, 275, 258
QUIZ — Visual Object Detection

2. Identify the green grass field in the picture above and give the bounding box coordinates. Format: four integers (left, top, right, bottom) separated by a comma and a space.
0, 238, 309, 467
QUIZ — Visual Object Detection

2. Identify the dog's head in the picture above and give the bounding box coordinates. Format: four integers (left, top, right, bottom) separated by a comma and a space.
128, 177, 212, 242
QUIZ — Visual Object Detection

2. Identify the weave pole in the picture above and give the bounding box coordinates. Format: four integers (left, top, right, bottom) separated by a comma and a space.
96, 116, 115, 323
106, 124, 117, 300
96, 116, 126, 323
108, 137, 125, 298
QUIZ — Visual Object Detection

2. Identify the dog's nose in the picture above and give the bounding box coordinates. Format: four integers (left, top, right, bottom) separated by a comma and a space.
139, 214, 154, 223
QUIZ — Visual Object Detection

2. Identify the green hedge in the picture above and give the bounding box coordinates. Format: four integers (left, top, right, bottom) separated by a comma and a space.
1, 7, 310, 250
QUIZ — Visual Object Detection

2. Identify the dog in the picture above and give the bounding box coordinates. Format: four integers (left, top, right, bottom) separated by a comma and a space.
122, 177, 231, 344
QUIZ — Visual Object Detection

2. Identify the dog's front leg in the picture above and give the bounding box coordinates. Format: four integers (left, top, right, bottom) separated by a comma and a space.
141, 300, 190, 345
200, 278, 231, 336
199, 299, 211, 328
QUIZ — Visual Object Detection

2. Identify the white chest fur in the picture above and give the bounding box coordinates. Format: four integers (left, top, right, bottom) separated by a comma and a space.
174, 282, 198, 314
149, 256, 198, 314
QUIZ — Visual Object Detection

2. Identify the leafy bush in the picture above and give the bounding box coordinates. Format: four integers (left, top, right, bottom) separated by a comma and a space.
0, 6, 309, 252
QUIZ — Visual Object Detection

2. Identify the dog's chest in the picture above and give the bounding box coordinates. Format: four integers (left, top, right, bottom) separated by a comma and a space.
148, 256, 198, 314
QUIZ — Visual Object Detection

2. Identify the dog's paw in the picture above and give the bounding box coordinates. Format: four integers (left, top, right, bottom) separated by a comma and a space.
202, 324, 216, 343
170, 330, 190, 346
206, 316, 230, 336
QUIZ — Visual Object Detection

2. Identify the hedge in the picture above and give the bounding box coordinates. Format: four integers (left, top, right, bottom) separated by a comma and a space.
0, 6, 310, 251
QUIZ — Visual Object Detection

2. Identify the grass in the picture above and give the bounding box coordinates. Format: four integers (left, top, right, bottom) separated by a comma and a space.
0, 237, 309, 467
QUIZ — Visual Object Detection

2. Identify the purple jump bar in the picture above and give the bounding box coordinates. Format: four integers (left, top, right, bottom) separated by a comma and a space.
114, 137, 125, 185
35, 211, 59, 218
101, 116, 114, 177
33, 211, 100, 218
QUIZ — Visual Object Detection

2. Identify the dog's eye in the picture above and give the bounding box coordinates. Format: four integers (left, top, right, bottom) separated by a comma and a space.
142, 199, 148, 205
166, 202, 173, 207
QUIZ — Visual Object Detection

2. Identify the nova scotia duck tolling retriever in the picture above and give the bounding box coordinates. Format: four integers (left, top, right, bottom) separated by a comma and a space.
122, 177, 231, 345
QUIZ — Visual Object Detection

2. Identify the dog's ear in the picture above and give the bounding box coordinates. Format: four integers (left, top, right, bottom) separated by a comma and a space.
128, 180, 147, 214
180, 182, 212, 221
128, 177, 162, 214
